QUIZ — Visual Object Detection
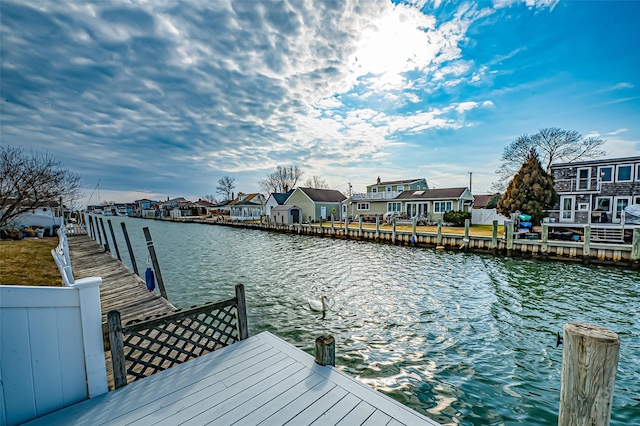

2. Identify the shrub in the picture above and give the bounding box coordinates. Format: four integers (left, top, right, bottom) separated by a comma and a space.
443, 210, 471, 227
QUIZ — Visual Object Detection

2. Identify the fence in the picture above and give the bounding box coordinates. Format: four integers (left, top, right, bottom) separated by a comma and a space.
51, 226, 74, 285
106, 284, 248, 389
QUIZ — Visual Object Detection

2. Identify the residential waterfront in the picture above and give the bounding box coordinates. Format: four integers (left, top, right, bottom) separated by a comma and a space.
101, 216, 639, 426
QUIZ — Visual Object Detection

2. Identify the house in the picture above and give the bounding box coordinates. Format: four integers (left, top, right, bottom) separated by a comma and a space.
550, 156, 640, 224
360, 177, 429, 200
471, 194, 508, 225
229, 193, 266, 221
270, 205, 302, 225
284, 187, 347, 222
264, 190, 294, 220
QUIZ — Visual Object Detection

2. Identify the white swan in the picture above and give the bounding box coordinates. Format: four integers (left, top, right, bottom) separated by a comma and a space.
309, 295, 329, 312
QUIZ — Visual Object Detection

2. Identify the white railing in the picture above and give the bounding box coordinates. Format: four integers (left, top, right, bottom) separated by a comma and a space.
352, 191, 401, 200
52, 226, 74, 285
0, 278, 107, 425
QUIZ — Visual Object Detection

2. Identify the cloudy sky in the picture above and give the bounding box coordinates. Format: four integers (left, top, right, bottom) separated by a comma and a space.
2, 0, 639, 205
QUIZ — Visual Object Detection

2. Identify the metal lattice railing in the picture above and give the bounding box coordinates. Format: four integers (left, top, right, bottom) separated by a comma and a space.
107, 284, 248, 388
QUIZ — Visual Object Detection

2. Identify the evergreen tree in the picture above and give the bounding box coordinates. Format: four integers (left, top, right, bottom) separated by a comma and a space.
497, 149, 558, 225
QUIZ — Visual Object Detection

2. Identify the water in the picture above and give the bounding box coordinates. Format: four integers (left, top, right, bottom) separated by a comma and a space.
99, 217, 639, 425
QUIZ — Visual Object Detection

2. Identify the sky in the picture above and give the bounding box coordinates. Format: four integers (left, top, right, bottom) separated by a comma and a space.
1, 0, 639, 206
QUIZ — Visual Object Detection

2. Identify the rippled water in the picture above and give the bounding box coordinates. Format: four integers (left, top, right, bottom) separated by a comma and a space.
99, 217, 639, 425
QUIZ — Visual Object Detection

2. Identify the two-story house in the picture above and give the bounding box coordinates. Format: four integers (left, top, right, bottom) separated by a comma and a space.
550, 156, 640, 224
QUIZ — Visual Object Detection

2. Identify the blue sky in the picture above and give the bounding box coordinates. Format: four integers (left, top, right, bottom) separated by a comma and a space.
1, 0, 639, 205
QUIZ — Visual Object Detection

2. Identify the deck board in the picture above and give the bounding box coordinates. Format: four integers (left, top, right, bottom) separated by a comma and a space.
26, 332, 439, 426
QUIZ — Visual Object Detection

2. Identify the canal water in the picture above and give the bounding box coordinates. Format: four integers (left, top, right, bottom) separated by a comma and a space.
100, 217, 639, 426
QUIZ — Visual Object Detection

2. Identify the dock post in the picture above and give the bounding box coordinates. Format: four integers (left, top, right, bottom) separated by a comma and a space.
506, 221, 514, 252
583, 226, 591, 259
632, 228, 640, 260
99, 218, 110, 253
359, 216, 363, 238
120, 222, 139, 276
107, 220, 122, 261
86, 214, 93, 239
558, 322, 619, 426
392, 219, 396, 244
331, 215, 335, 235
107, 311, 127, 389
375, 215, 380, 239
345, 216, 349, 236
235, 284, 249, 340
437, 219, 443, 246
314, 335, 335, 366
319, 217, 323, 235
542, 223, 549, 253
412, 216, 417, 240
492, 220, 498, 250
142, 227, 169, 300
88, 215, 96, 241
464, 219, 470, 250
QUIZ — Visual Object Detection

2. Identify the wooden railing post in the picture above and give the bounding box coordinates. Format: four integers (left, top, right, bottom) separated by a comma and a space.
120, 222, 139, 276
314, 335, 335, 366
99, 218, 110, 252
107, 310, 127, 389
559, 322, 619, 426
143, 227, 169, 300
235, 284, 249, 340
107, 219, 121, 261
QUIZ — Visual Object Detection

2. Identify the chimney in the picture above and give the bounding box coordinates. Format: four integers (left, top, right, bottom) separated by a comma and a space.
377, 176, 381, 185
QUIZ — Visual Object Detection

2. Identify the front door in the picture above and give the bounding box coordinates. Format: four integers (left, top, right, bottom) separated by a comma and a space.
613, 196, 630, 223
320, 206, 327, 220
560, 196, 574, 222
292, 209, 299, 224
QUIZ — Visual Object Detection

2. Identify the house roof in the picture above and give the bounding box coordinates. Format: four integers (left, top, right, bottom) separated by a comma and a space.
367, 178, 424, 187
551, 155, 640, 168
298, 187, 346, 203
230, 193, 263, 205
395, 187, 468, 200
272, 190, 294, 205
271, 205, 300, 212
472, 194, 494, 209
232, 199, 262, 206
194, 199, 215, 207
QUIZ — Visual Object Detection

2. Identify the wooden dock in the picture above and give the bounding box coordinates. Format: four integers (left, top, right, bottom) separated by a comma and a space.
25, 331, 439, 426
69, 235, 175, 324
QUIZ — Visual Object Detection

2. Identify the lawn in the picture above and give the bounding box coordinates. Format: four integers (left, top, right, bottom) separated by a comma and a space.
0, 237, 62, 286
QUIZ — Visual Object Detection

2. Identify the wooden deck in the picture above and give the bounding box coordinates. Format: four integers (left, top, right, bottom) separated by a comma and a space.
68, 235, 176, 324
25, 331, 439, 426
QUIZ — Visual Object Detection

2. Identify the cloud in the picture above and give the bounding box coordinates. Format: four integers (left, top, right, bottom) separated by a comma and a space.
606, 128, 627, 136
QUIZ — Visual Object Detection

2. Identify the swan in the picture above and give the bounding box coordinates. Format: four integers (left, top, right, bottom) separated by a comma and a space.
309, 295, 329, 312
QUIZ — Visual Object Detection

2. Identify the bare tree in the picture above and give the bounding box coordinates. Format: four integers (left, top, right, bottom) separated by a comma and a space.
216, 176, 235, 201
259, 165, 303, 194
304, 175, 329, 189
203, 194, 218, 203
493, 127, 606, 191
1, 146, 82, 229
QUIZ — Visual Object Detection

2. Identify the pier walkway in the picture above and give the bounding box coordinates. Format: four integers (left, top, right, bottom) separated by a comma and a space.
27, 331, 438, 426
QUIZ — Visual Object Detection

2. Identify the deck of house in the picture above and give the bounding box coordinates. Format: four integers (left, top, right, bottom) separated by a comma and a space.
26, 331, 438, 425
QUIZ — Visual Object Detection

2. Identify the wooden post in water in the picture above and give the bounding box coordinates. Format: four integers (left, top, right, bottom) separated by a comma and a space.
331, 214, 335, 235
345, 216, 349, 236
412, 216, 417, 239
583, 225, 591, 259
107, 220, 122, 261
314, 335, 335, 366
358, 216, 363, 238
558, 322, 619, 426
542, 223, 549, 253
319, 217, 323, 235
142, 227, 169, 300
99, 218, 110, 253
464, 219, 470, 250
506, 221, 514, 252
492, 220, 498, 250
392, 219, 396, 244
437, 219, 443, 246
120, 222, 139, 276
375, 215, 380, 239
235, 284, 249, 340
107, 311, 127, 389
632, 228, 640, 261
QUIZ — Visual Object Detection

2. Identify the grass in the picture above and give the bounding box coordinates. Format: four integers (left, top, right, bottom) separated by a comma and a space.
0, 237, 62, 286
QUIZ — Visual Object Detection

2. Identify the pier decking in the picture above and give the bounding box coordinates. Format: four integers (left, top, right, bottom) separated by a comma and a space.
26, 331, 438, 425
69, 235, 175, 323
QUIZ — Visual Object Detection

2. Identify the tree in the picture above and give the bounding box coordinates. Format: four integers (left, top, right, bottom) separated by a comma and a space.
0, 146, 81, 229
304, 175, 329, 189
497, 149, 558, 225
486, 193, 501, 209
259, 165, 303, 194
216, 176, 235, 201
203, 194, 218, 203
493, 127, 605, 191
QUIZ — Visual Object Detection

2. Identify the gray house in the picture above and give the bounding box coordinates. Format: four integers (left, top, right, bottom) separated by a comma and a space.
550, 156, 640, 224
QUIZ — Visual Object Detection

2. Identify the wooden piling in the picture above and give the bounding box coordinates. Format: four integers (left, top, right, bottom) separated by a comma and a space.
319, 217, 323, 235
314, 335, 335, 366
559, 322, 619, 426
583, 226, 591, 258
99, 218, 110, 252
142, 227, 169, 300
107, 311, 127, 389
506, 221, 514, 251
235, 284, 249, 340
359, 216, 363, 238
107, 219, 122, 261
120, 222, 139, 276
632, 228, 640, 260
392, 219, 396, 244
412, 216, 417, 239
464, 219, 470, 249
375, 215, 380, 239
437, 219, 443, 245
331, 215, 335, 235
542, 223, 549, 253
492, 220, 498, 249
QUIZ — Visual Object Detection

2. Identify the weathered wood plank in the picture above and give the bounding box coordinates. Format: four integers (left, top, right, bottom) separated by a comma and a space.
335, 401, 376, 425
310, 393, 361, 426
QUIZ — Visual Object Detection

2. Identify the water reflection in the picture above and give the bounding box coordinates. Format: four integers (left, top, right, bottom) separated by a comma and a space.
99, 217, 640, 425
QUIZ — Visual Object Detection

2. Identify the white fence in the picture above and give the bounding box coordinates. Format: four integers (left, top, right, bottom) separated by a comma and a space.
51, 227, 74, 285
472, 208, 508, 225
0, 278, 108, 426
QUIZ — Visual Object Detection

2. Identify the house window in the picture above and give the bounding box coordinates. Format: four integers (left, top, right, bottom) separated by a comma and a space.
616, 165, 632, 182
433, 201, 453, 213
636, 164, 640, 181
578, 203, 589, 211
635, 196, 640, 205
357, 202, 370, 211
594, 196, 612, 212
387, 202, 402, 212
372, 187, 377, 193
577, 167, 590, 190
386, 186, 392, 193
598, 166, 613, 182
397, 185, 404, 193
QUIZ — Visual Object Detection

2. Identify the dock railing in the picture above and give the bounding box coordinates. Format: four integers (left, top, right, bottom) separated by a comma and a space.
51, 226, 74, 285
105, 283, 249, 389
